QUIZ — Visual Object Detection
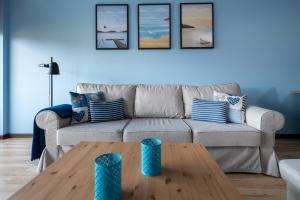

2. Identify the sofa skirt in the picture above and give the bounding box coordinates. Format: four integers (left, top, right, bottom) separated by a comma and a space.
207, 146, 262, 174
36, 145, 279, 177
51, 146, 279, 177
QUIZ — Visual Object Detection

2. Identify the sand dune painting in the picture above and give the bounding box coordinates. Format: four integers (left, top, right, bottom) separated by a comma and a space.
180, 3, 214, 49
96, 4, 128, 49
138, 4, 171, 49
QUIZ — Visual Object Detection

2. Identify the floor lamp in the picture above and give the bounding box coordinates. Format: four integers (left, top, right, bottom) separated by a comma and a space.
39, 57, 60, 107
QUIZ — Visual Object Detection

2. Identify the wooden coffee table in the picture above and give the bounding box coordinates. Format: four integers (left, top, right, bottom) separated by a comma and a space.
10, 142, 241, 200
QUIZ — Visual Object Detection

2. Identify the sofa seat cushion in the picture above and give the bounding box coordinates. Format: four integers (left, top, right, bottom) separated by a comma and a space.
124, 118, 192, 142
57, 119, 129, 145
184, 119, 261, 147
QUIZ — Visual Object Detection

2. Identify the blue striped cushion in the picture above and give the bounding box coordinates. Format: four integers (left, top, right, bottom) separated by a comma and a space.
89, 98, 124, 123
191, 99, 227, 123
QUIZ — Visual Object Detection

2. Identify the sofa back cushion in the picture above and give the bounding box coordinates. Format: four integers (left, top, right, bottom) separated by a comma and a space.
77, 83, 136, 118
182, 83, 241, 118
134, 85, 184, 118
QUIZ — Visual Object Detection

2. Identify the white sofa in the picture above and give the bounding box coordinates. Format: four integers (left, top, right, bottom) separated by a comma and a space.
36, 83, 285, 177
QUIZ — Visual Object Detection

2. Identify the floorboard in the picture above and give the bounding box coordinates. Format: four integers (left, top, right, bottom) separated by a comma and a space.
1, 138, 300, 200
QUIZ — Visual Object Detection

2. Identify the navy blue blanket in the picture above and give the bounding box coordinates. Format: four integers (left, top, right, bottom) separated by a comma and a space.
31, 104, 72, 161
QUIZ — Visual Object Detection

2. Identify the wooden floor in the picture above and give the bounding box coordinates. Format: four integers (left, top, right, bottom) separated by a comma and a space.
0, 138, 300, 200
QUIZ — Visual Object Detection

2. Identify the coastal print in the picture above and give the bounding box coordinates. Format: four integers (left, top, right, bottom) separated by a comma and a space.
96, 5, 128, 49
138, 4, 171, 49
181, 3, 214, 48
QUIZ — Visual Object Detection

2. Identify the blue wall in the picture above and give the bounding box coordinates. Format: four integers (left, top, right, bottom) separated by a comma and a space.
0, 0, 9, 136
0, 0, 3, 136
6, 0, 300, 134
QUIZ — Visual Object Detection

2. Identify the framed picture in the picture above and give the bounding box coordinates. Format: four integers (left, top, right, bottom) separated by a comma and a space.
180, 3, 214, 49
138, 4, 171, 49
96, 4, 129, 50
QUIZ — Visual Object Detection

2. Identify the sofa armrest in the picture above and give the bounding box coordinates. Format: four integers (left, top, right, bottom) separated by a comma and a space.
36, 110, 71, 130
246, 106, 285, 147
35, 110, 72, 169
246, 106, 285, 134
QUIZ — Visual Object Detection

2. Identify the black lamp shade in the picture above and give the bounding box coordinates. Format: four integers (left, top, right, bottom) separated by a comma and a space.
49, 62, 60, 75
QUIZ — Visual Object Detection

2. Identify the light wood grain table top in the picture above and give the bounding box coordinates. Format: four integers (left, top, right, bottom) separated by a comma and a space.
9, 142, 242, 200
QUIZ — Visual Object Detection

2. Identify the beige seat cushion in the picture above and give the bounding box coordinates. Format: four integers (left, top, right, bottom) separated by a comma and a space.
57, 120, 129, 146
77, 83, 136, 118
124, 118, 192, 142
182, 83, 241, 118
184, 119, 261, 147
134, 85, 184, 118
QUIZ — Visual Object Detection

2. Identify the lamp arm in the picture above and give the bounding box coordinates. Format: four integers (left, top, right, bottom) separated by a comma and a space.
39, 64, 50, 68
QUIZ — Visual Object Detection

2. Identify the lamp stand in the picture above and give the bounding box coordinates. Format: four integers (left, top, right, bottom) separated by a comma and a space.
50, 74, 53, 107
39, 56, 60, 107
49, 57, 54, 107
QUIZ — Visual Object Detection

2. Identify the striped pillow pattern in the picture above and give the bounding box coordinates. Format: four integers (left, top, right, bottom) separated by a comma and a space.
89, 98, 124, 123
191, 99, 227, 123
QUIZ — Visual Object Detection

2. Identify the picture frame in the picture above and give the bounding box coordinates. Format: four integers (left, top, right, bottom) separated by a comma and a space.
180, 3, 214, 49
138, 3, 171, 49
96, 4, 129, 50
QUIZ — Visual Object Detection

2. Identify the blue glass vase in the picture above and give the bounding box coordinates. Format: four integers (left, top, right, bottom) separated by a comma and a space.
94, 153, 122, 200
141, 138, 162, 176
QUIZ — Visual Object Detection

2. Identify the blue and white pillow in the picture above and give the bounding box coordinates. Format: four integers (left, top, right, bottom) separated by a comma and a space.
191, 99, 227, 123
213, 91, 247, 124
70, 92, 104, 124
89, 98, 124, 123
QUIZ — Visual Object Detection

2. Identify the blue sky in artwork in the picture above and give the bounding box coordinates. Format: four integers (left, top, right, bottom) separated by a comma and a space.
139, 5, 170, 40
97, 6, 127, 32
140, 5, 169, 26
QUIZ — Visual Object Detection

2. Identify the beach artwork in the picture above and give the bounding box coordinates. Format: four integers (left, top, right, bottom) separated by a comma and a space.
138, 4, 171, 49
180, 3, 214, 49
96, 4, 128, 49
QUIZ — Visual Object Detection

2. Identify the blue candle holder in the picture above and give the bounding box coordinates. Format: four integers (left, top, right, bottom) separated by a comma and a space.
141, 138, 162, 176
94, 153, 122, 200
